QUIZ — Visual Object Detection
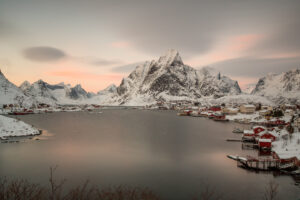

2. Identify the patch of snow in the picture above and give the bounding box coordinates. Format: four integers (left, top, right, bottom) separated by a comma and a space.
0, 115, 40, 138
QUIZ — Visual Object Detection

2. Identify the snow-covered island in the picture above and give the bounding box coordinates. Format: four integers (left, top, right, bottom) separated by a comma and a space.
0, 115, 40, 139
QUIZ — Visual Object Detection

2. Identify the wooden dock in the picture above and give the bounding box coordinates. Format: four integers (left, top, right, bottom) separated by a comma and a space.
226, 138, 242, 142
237, 156, 279, 171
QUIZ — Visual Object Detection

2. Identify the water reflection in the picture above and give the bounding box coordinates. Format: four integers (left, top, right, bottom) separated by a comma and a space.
0, 110, 299, 200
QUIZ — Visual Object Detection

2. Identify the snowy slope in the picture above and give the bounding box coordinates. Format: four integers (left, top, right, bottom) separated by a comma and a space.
209, 94, 274, 106
251, 68, 300, 104
20, 80, 58, 105
0, 115, 39, 138
0, 70, 35, 107
116, 49, 241, 105
85, 84, 119, 105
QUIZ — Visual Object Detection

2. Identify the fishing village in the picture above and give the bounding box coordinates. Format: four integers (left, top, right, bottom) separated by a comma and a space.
171, 101, 300, 184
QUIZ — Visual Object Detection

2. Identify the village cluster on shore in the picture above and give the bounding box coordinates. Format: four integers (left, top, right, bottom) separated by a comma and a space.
154, 100, 300, 177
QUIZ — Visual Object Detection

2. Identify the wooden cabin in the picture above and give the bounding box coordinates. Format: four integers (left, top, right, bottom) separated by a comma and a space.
222, 107, 238, 115
240, 104, 256, 114
258, 139, 272, 150
259, 132, 277, 142
209, 106, 221, 112
253, 126, 266, 134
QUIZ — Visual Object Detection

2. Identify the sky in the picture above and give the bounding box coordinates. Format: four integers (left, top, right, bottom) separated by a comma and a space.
0, 0, 300, 92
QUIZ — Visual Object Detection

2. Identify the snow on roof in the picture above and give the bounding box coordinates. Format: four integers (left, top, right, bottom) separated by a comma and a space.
225, 107, 239, 111
258, 138, 272, 142
253, 126, 265, 129
243, 104, 256, 108
244, 130, 254, 134
258, 131, 275, 137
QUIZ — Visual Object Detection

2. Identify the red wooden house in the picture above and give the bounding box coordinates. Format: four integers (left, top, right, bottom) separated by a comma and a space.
258, 139, 272, 150
260, 132, 276, 142
253, 126, 266, 134
209, 106, 221, 112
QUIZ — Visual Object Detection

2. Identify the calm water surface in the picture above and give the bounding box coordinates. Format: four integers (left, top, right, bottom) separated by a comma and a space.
0, 110, 299, 199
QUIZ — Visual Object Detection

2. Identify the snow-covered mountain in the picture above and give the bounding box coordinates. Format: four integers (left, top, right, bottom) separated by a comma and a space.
5, 50, 299, 107
84, 84, 119, 105
20, 80, 58, 105
116, 49, 241, 105
20, 80, 93, 105
97, 84, 117, 95
251, 68, 300, 104
0, 70, 35, 107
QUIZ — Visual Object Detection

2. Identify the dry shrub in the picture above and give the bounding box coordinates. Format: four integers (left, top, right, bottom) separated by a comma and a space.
263, 180, 279, 200
0, 167, 161, 200
0, 177, 46, 200
96, 186, 160, 200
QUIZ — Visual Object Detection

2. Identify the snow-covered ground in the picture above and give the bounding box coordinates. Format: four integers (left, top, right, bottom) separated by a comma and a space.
210, 94, 274, 106
272, 131, 300, 160
0, 115, 40, 138
223, 109, 292, 124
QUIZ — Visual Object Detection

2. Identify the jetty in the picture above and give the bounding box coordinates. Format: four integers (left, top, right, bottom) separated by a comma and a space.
226, 138, 242, 142
228, 155, 298, 171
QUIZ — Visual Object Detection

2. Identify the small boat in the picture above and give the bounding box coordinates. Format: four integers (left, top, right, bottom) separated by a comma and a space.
227, 155, 247, 162
279, 162, 297, 170
291, 169, 300, 175
177, 112, 188, 116
227, 155, 239, 160
232, 128, 244, 133
213, 118, 229, 122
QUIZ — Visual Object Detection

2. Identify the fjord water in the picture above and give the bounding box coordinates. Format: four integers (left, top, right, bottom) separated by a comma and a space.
0, 110, 299, 199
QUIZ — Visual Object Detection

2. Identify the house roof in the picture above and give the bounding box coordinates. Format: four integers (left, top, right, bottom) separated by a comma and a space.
243, 105, 256, 108
258, 138, 272, 142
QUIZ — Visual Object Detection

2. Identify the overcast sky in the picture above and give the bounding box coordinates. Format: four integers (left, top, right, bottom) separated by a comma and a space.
0, 0, 300, 92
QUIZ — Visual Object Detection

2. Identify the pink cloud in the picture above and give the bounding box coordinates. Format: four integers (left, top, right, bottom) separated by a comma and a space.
262, 52, 300, 59
48, 70, 124, 81
186, 33, 264, 67
110, 41, 130, 48
231, 76, 258, 90
46, 70, 125, 92
229, 34, 263, 52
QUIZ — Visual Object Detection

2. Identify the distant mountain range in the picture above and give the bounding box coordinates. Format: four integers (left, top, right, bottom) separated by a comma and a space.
0, 50, 300, 107
251, 68, 300, 104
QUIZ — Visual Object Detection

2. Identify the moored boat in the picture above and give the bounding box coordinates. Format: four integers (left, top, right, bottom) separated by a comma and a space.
232, 128, 244, 133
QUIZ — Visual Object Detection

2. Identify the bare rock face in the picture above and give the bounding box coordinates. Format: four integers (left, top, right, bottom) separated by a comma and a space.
116, 49, 241, 104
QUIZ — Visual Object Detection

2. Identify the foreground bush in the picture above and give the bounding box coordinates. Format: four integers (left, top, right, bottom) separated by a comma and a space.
0, 167, 160, 200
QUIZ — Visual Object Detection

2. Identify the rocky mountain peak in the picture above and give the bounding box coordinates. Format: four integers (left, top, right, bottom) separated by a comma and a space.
116, 50, 241, 105
157, 49, 183, 66
19, 81, 31, 91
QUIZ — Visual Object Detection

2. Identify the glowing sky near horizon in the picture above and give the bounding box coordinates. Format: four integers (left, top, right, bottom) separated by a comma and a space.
0, 0, 300, 92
